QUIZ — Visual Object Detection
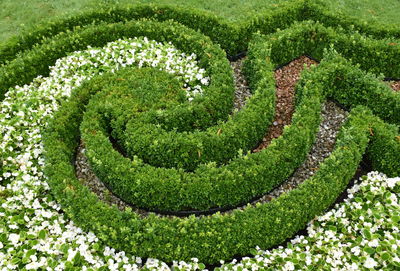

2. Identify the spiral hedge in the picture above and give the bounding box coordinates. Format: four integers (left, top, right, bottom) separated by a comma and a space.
1, 0, 399, 268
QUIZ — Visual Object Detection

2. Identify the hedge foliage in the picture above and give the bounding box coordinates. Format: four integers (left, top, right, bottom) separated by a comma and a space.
0, 19, 235, 117
44, 61, 372, 263
76, 32, 320, 212
253, 24, 400, 177
43, 22, 399, 261
0, 4, 242, 65
258, 20, 400, 78
44, 88, 377, 264
1, 0, 399, 265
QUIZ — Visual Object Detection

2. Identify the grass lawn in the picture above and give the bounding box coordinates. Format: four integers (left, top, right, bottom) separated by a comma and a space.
1, 0, 400, 42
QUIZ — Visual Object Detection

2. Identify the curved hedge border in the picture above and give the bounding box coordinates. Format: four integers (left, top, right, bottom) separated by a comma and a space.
43, 87, 370, 264
1, 2, 399, 268
84, 63, 272, 172
77, 34, 322, 212
0, 4, 242, 66
216, 172, 400, 270
252, 22, 400, 175
34, 17, 319, 215
0, 19, 235, 123
42, 34, 389, 263
42, 21, 399, 261
257, 20, 400, 79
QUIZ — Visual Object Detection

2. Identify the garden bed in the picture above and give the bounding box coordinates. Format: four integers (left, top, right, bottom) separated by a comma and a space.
0, 1, 399, 270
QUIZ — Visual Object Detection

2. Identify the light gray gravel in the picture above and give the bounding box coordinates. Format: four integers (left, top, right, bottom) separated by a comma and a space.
231, 57, 251, 111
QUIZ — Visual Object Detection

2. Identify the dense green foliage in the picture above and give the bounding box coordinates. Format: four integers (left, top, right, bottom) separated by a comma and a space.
42, 83, 371, 263
62, 20, 319, 212
1, 0, 399, 266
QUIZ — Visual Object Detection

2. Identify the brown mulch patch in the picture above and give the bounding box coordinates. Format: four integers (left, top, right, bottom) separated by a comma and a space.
253, 56, 318, 152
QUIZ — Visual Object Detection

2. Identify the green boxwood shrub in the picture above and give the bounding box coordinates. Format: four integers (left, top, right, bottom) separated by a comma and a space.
251, 27, 400, 179
255, 20, 400, 78
43, 93, 373, 263
2, 0, 399, 68
75, 34, 321, 212
0, 19, 235, 122
1, 3, 399, 266
42, 28, 390, 261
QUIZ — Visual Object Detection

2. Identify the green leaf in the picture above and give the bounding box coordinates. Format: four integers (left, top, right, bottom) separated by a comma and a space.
380, 252, 391, 261
38, 229, 46, 240
363, 229, 372, 239
25, 249, 36, 258
363, 246, 375, 255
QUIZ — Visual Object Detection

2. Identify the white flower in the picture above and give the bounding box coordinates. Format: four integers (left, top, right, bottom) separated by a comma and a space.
363, 257, 378, 269
283, 261, 295, 271
351, 246, 361, 256
387, 177, 399, 189
368, 239, 379, 248
8, 233, 20, 246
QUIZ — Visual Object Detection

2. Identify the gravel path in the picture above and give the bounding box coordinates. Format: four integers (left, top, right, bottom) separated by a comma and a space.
231, 58, 251, 111
74, 56, 349, 217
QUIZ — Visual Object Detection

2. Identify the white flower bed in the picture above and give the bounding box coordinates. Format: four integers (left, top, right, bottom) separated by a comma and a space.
0, 37, 399, 271
0, 37, 209, 270
217, 172, 400, 271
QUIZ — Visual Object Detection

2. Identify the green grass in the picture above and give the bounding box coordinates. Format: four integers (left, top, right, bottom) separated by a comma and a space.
0, 0, 289, 42
320, 0, 400, 25
1, 0, 400, 46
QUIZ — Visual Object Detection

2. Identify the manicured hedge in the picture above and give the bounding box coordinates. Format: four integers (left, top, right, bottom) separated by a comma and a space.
2, 2, 399, 266
43, 89, 372, 263
253, 23, 400, 178
41, 20, 395, 262
0, 19, 235, 125
2, 0, 400, 69
76, 37, 320, 212
118, 74, 274, 171
256, 20, 400, 78
244, 0, 308, 37
367, 121, 400, 177
0, 0, 307, 64
315, 51, 400, 125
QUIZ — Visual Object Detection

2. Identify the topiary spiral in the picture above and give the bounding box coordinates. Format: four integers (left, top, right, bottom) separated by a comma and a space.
1, 0, 399, 267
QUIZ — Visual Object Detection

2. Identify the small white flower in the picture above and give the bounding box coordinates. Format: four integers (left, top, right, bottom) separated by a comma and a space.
368, 239, 379, 247
8, 233, 20, 246
283, 261, 295, 271
363, 257, 378, 269
387, 177, 399, 189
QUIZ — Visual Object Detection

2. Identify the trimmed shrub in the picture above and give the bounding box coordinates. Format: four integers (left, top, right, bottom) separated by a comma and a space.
68, 33, 321, 212
1, 3, 399, 267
